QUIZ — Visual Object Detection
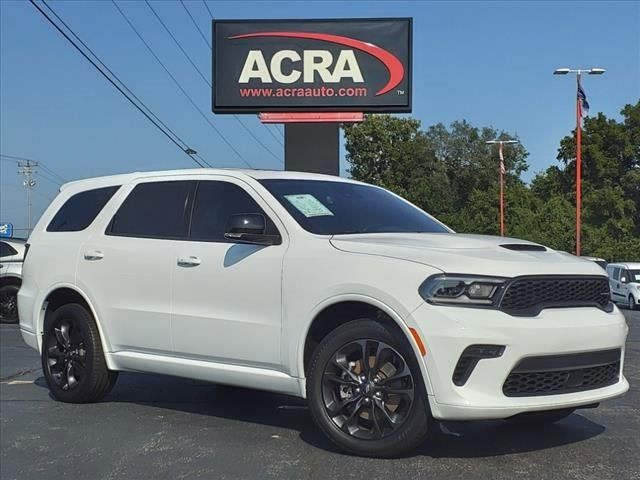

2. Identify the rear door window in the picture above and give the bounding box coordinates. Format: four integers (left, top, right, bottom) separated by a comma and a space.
189, 181, 279, 242
108, 181, 194, 240
47, 186, 120, 232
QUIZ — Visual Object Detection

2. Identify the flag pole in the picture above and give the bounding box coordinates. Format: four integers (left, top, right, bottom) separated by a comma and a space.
575, 73, 582, 257
499, 142, 505, 236
486, 138, 518, 237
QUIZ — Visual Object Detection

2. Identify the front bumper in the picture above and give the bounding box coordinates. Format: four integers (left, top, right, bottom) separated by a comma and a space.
407, 303, 629, 420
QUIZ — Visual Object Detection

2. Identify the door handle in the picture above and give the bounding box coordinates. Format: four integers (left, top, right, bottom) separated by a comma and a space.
177, 256, 201, 267
83, 250, 104, 261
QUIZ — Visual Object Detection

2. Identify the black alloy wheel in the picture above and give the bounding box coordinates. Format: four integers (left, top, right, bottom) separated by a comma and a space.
42, 303, 118, 403
45, 317, 87, 391
0, 284, 20, 323
308, 319, 432, 457
321, 339, 415, 440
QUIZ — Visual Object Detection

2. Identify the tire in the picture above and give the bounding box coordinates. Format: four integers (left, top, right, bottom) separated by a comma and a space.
629, 295, 638, 311
0, 284, 20, 324
307, 319, 432, 457
506, 408, 575, 425
41, 303, 118, 403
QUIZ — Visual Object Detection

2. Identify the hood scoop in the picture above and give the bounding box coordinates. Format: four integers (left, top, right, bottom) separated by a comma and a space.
500, 243, 547, 252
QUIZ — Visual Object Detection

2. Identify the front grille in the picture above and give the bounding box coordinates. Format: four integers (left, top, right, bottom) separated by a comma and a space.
503, 349, 621, 397
499, 276, 610, 316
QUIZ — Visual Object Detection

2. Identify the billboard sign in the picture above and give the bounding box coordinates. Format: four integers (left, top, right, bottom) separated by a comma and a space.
213, 18, 412, 113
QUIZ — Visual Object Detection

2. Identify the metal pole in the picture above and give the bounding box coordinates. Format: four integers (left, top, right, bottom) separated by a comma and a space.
499, 142, 505, 236
27, 185, 32, 231
575, 73, 582, 256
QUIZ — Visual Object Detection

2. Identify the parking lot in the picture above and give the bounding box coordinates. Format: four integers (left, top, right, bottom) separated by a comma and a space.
0, 309, 638, 480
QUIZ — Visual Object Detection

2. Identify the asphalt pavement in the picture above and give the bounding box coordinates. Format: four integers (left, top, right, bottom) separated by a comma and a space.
1, 310, 639, 480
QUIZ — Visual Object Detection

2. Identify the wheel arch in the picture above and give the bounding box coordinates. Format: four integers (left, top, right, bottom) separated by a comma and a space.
0, 275, 22, 288
298, 294, 434, 396
38, 284, 115, 369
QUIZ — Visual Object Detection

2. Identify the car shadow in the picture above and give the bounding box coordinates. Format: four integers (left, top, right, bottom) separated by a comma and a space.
33, 371, 605, 458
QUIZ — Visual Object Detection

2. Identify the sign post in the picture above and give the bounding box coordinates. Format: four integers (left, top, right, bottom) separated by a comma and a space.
212, 18, 412, 174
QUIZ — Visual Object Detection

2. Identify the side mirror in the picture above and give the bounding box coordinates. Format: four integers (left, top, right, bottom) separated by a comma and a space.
620, 276, 627, 283
224, 213, 281, 246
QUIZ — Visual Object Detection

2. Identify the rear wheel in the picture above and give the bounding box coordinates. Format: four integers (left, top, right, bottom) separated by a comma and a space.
41, 303, 118, 403
307, 319, 432, 457
0, 284, 20, 324
507, 408, 575, 424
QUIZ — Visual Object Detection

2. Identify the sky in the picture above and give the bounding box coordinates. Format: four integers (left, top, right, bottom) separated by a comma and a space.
1, 0, 639, 233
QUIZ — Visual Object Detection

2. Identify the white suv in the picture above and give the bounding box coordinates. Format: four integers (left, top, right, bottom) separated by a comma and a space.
18, 169, 629, 457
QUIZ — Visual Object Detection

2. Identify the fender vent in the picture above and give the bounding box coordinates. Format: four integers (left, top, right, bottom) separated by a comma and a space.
500, 244, 547, 252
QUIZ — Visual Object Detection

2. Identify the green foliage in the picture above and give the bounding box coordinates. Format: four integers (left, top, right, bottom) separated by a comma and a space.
344, 101, 640, 261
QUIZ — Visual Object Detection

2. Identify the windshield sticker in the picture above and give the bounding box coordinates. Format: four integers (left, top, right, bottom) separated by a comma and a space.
284, 194, 334, 217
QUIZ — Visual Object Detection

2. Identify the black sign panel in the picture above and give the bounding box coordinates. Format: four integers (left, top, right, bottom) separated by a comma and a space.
213, 18, 412, 113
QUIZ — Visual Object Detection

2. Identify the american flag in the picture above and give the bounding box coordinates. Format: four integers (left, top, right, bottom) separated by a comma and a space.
577, 77, 590, 117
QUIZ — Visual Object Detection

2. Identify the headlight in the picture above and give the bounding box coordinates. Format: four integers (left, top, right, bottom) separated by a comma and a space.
419, 274, 506, 307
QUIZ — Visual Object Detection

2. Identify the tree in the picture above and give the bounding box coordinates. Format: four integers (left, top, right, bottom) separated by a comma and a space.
343, 115, 453, 216
554, 100, 640, 258
343, 101, 640, 261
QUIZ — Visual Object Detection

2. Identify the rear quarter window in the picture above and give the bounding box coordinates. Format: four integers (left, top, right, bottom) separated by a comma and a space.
47, 186, 120, 232
0, 242, 18, 258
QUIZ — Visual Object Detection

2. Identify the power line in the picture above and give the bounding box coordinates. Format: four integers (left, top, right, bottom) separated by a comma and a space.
29, 0, 210, 168
146, 0, 281, 164
111, 0, 249, 167
145, 0, 210, 86
179, 0, 211, 49
1, 156, 63, 187
38, 0, 198, 164
37, 0, 210, 168
264, 123, 284, 147
201, 0, 214, 20
189, 3, 285, 152
1, 153, 67, 183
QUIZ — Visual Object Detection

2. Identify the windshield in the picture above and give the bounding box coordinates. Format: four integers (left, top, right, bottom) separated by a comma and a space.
628, 270, 640, 283
259, 179, 450, 235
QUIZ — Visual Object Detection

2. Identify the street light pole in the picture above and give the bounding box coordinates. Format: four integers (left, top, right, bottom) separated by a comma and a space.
553, 67, 605, 256
486, 139, 519, 236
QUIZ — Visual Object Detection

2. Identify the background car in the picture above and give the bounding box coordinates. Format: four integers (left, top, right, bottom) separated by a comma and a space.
0, 238, 26, 323
581, 256, 607, 270
606, 262, 640, 311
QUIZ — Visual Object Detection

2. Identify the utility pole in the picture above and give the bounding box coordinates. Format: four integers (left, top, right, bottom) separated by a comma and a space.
486, 139, 519, 236
17, 160, 38, 233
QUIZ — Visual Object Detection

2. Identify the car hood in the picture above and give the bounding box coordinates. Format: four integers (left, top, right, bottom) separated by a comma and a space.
330, 233, 606, 277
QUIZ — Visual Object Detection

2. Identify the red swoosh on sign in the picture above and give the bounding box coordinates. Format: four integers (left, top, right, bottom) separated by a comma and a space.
229, 31, 404, 96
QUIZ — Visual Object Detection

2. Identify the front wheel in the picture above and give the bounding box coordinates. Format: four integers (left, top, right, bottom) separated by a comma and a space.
41, 303, 118, 403
629, 295, 638, 311
307, 319, 432, 457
